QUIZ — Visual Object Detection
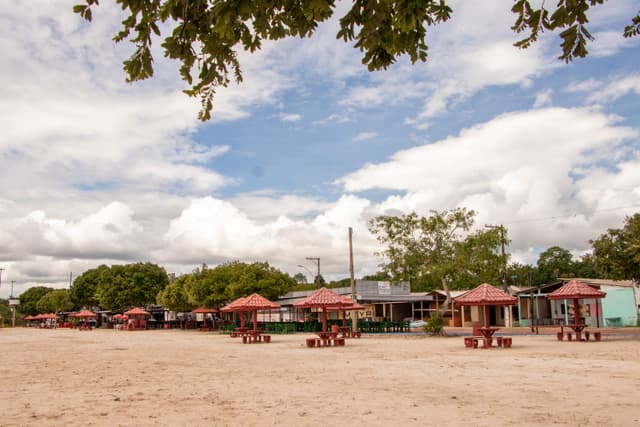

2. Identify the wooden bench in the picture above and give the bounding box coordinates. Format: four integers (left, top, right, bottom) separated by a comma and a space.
501, 337, 512, 348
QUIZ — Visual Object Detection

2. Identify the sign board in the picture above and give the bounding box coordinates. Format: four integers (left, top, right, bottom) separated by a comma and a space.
9, 298, 19, 306
378, 281, 391, 295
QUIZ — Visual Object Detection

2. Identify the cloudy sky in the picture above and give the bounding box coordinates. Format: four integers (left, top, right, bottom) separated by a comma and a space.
1, 1, 639, 297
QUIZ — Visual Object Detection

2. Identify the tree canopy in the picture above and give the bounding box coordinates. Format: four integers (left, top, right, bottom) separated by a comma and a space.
369, 208, 506, 292
590, 213, 640, 282
36, 289, 74, 314
19, 286, 55, 316
73, 1, 640, 121
158, 261, 296, 311
71, 262, 169, 311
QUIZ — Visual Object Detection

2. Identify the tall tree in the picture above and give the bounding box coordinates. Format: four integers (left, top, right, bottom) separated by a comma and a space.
19, 286, 54, 315
36, 289, 74, 314
73, 1, 639, 121
157, 275, 197, 312
183, 261, 296, 308
591, 213, 640, 282
369, 208, 506, 294
536, 246, 575, 283
94, 262, 169, 311
69, 264, 110, 309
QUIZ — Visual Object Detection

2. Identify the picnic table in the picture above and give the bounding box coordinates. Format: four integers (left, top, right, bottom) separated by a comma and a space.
464, 327, 513, 349
304, 331, 346, 347
556, 323, 601, 342
241, 329, 271, 344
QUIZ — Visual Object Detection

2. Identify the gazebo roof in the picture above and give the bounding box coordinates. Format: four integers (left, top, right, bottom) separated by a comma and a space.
327, 296, 365, 310
192, 306, 218, 314
547, 279, 606, 300
454, 283, 517, 306
235, 293, 280, 310
220, 297, 247, 312
73, 309, 97, 318
124, 307, 150, 316
293, 287, 353, 308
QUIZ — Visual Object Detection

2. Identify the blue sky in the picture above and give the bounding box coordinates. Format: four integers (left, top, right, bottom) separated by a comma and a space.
1, 1, 639, 297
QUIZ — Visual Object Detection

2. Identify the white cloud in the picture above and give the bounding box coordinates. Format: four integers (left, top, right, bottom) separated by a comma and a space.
278, 112, 303, 122
352, 132, 378, 142
585, 74, 640, 104
338, 107, 640, 262
533, 89, 554, 108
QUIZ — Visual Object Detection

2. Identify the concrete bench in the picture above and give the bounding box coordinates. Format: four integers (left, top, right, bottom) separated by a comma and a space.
464, 336, 489, 349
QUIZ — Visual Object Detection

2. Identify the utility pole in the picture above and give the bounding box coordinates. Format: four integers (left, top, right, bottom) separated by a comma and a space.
485, 224, 511, 327
10, 281, 16, 328
306, 256, 320, 289
348, 227, 357, 331
0, 268, 4, 291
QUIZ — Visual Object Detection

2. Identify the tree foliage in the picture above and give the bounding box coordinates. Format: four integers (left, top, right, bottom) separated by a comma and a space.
94, 262, 169, 311
590, 213, 640, 282
159, 261, 296, 310
19, 286, 55, 315
36, 289, 74, 314
157, 275, 196, 312
72, 1, 638, 121
69, 264, 110, 309
369, 208, 506, 293
536, 246, 574, 283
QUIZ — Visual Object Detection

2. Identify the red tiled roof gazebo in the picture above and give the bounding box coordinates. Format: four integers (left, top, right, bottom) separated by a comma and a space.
231, 293, 280, 332
124, 307, 150, 330
220, 297, 248, 329
293, 287, 353, 333
547, 279, 606, 335
454, 283, 517, 327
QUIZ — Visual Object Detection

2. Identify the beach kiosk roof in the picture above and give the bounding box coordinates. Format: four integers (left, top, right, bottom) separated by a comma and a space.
232, 293, 279, 331
454, 283, 517, 306
293, 287, 353, 332
72, 309, 97, 318
546, 279, 606, 328
192, 307, 218, 314
124, 307, 150, 316
454, 283, 517, 327
546, 279, 606, 301
220, 297, 247, 312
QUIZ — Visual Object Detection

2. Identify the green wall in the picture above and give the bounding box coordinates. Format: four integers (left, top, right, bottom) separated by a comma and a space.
601, 288, 637, 327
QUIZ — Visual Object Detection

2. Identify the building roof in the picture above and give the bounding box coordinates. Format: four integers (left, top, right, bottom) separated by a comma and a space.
454, 283, 517, 306
547, 279, 607, 300
293, 287, 352, 308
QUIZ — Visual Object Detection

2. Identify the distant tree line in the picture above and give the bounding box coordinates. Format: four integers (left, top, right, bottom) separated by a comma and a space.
12, 212, 639, 317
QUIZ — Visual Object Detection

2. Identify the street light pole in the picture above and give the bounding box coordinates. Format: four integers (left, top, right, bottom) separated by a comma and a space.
297, 265, 314, 284
485, 224, 511, 327
305, 257, 321, 289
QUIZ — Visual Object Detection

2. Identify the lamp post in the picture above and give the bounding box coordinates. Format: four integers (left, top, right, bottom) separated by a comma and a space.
485, 224, 510, 327
305, 257, 321, 289
297, 265, 315, 284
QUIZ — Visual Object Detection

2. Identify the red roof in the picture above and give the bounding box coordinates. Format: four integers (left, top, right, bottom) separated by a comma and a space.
234, 293, 280, 310
124, 307, 150, 316
547, 279, 606, 300
220, 297, 247, 312
293, 287, 353, 308
327, 296, 365, 310
192, 306, 218, 314
72, 309, 97, 318
454, 283, 517, 306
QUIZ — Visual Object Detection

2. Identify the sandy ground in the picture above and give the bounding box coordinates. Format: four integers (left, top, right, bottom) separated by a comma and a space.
1, 327, 639, 427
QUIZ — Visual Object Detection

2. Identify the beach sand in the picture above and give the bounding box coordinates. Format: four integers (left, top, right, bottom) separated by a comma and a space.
1, 327, 639, 426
